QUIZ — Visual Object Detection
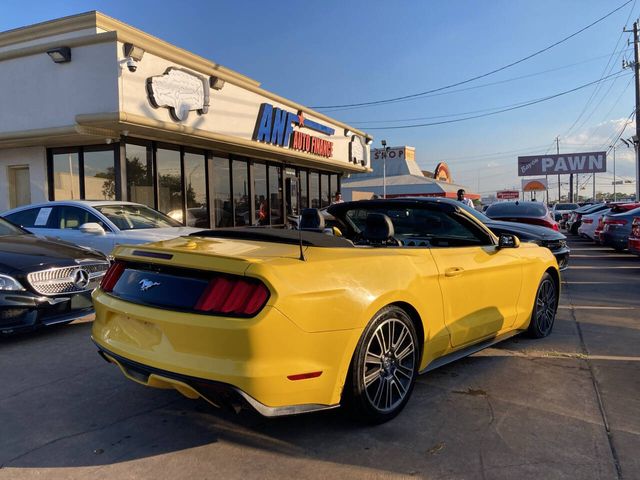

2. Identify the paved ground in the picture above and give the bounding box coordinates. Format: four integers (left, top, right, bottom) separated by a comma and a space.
0, 237, 638, 480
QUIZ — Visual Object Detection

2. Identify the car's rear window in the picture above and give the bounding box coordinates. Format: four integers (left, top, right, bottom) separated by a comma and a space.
555, 203, 579, 210
486, 202, 547, 217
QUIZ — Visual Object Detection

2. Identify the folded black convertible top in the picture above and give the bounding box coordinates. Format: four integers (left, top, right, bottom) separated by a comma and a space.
190, 227, 354, 248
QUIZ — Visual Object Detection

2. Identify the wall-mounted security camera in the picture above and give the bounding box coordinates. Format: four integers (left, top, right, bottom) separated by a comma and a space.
126, 57, 137, 73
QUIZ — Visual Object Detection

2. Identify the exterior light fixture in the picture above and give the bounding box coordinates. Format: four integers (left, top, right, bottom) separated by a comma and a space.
123, 43, 145, 61
46, 47, 71, 63
365, 137, 373, 145
344, 129, 353, 137
210, 76, 226, 90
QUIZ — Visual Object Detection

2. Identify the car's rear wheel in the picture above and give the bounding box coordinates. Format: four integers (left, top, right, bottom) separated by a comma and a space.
343, 306, 419, 424
526, 273, 558, 338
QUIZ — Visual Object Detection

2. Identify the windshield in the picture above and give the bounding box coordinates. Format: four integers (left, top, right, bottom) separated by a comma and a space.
95, 204, 183, 230
486, 202, 547, 217
454, 202, 492, 223
0, 217, 27, 236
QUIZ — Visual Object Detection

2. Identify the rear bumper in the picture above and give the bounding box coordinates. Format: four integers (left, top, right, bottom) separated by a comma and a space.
629, 238, 640, 256
95, 343, 339, 417
551, 247, 570, 271
600, 231, 629, 250
91, 290, 358, 411
0, 290, 94, 334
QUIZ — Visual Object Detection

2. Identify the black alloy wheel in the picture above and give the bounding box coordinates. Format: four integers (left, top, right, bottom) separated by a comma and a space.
343, 306, 419, 424
527, 272, 558, 338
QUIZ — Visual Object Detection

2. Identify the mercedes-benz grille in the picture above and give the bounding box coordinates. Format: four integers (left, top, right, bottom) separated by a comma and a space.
27, 262, 109, 295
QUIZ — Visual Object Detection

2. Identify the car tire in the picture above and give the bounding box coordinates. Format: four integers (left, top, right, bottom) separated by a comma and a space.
526, 273, 558, 338
343, 306, 419, 424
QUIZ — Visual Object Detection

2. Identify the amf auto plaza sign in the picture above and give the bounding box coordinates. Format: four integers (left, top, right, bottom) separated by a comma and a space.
517, 151, 606, 176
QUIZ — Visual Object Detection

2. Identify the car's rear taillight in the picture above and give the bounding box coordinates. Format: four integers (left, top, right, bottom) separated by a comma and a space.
552, 223, 559, 231
604, 219, 628, 226
100, 261, 125, 292
583, 219, 593, 224
631, 217, 640, 238
194, 276, 269, 316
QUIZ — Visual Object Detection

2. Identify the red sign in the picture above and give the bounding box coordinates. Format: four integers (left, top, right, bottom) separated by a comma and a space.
497, 190, 519, 199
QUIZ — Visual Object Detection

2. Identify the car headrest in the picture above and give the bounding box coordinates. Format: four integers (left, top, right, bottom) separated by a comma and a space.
300, 208, 325, 230
363, 213, 395, 242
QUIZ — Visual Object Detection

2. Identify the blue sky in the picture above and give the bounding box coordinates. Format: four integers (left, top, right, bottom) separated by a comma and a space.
2, 0, 638, 197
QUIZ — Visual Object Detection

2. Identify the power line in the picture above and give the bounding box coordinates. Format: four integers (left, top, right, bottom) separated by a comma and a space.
562, 0, 637, 138
332, 48, 632, 116
363, 71, 630, 130
312, 0, 633, 110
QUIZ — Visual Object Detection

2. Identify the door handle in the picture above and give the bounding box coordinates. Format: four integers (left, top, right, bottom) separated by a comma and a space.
444, 267, 464, 277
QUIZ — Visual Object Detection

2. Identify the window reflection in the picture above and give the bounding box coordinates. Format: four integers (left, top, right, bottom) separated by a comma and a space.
157, 148, 183, 216
299, 170, 308, 209
321, 173, 330, 208
309, 172, 319, 208
84, 149, 115, 200
184, 152, 209, 228
213, 156, 232, 227
52, 152, 80, 200
126, 143, 154, 207
253, 163, 268, 225
269, 165, 283, 225
232, 159, 249, 227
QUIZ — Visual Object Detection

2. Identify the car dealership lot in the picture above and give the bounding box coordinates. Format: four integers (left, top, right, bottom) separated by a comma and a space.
1, 238, 638, 480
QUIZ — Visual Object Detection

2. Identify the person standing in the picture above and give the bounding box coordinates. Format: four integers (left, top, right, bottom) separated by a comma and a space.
457, 189, 474, 208
331, 192, 344, 204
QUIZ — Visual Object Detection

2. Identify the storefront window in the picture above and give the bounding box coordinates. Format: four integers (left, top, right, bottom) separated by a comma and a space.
299, 170, 308, 210
253, 163, 268, 225
213, 156, 232, 227
52, 152, 80, 200
183, 151, 209, 228
329, 174, 338, 201
309, 172, 319, 208
232, 159, 249, 227
126, 143, 154, 207
84, 149, 115, 200
269, 165, 283, 225
320, 173, 330, 208
156, 147, 183, 216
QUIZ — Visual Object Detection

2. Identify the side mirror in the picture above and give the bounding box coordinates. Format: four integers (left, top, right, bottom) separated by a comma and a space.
498, 233, 520, 248
79, 222, 106, 235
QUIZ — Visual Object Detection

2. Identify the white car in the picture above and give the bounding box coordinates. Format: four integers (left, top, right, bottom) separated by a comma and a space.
578, 208, 611, 240
2, 201, 203, 255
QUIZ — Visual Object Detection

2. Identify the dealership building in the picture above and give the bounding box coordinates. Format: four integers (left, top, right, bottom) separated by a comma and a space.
0, 12, 371, 227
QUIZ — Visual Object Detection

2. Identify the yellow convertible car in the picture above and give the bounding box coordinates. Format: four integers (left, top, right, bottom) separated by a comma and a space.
92, 198, 559, 423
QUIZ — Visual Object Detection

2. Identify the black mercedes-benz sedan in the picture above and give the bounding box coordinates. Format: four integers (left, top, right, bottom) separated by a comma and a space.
0, 217, 109, 334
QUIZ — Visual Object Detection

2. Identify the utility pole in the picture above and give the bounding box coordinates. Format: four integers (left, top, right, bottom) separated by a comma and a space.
556, 137, 561, 202
624, 21, 640, 201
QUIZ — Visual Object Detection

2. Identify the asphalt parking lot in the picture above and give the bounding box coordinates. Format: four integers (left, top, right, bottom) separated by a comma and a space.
1, 237, 638, 480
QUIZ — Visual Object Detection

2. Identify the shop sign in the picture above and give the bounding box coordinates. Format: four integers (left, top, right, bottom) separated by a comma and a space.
433, 162, 451, 183
521, 178, 548, 192
497, 190, 519, 199
147, 68, 210, 121
253, 103, 335, 158
517, 152, 606, 176
371, 147, 405, 160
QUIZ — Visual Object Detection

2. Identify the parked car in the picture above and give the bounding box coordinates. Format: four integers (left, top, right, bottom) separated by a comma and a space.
451, 200, 569, 270
485, 201, 559, 231
578, 208, 610, 240
0, 216, 109, 335
566, 203, 608, 235
92, 198, 559, 423
600, 206, 640, 251
2, 201, 203, 256
629, 216, 640, 256
594, 202, 640, 244
551, 203, 579, 223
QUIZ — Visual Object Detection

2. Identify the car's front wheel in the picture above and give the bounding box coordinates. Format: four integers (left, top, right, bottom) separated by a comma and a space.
343, 306, 419, 424
526, 272, 558, 338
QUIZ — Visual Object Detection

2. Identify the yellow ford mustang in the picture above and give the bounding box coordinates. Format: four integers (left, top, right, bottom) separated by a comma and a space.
92, 198, 559, 423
